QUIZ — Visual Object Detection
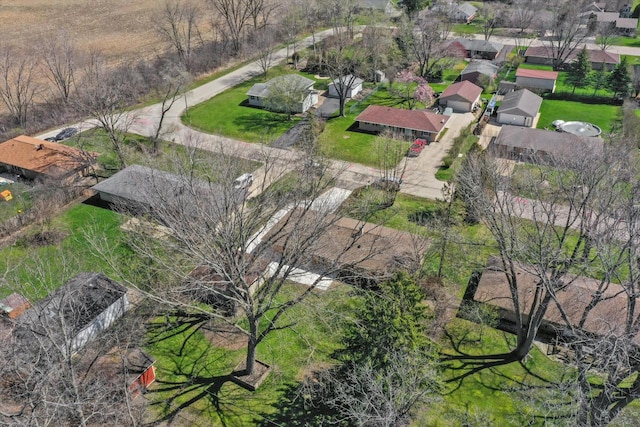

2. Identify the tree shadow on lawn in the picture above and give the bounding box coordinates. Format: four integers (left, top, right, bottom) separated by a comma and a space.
145, 313, 244, 425
255, 382, 336, 426
233, 110, 296, 138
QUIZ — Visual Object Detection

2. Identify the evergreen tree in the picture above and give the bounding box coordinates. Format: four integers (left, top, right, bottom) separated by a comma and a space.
590, 67, 607, 96
566, 47, 591, 94
607, 57, 632, 98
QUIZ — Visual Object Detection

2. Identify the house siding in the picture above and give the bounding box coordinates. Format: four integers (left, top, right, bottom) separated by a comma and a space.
497, 112, 528, 127
357, 121, 438, 141
71, 294, 130, 353
516, 76, 556, 92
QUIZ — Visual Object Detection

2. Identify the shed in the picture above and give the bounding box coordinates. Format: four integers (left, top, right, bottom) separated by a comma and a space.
439, 80, 483, 113
496, 89, 542, 127
328, 75, 364, 98
460, 61, 499, 86
515, 68, 559, 93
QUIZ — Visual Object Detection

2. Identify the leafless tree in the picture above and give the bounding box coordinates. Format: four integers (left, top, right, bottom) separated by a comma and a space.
595, 22, 619, 51
324, 0, 359, 42
246, 0, 277, 30
75, 52, 137, 170
90, 141, 409, 379
155, 0, 203, 73
150, 68, 189, 153
40, 33, 80, 105
252, 27, 277, 77
0, 47, 39, 128
451, 130, 640, 425
362, 24, 395, 84
321, 40, 364, 117
540, 0, 593, 70
506, 0, 540, 54
479, 2, 506, 41
400, 13, 464, 80
209, 0, 251, 53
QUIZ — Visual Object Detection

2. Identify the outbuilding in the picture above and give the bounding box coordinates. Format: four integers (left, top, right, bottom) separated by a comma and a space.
439, 80, 483, 113
496, 89, 542, 127
328, 75, 364, 98
515, 68, 559, 93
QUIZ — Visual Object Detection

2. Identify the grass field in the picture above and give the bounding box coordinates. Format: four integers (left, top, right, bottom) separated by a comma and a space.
536, 100, 621, 133
0, 180, 33, 224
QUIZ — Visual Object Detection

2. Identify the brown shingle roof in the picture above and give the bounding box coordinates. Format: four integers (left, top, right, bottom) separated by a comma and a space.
524, 46, 620, 65
356, 105, 449, 134
473, 258, 638, 343
515, 68, 559, 80
0, 135, 97, 179
440, 80, 483, 103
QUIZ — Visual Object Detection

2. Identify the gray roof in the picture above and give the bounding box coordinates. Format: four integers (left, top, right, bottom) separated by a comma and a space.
358, 0, 390, 9
454, 38, 503, 54
461, 60, 499, 77
498, 89, 543, 118
492, 125, 604, 157
331, 75, 364, 87
246, 74, 315, 98
457, 3, 478, 16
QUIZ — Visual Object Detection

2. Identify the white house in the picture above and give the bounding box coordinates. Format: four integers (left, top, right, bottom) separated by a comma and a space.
246, 74, 318, 113
328, 75, 364, 98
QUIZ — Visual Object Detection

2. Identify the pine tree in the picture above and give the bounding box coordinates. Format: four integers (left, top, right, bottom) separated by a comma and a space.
607, 56, 632, 98
566, 47, 591, 94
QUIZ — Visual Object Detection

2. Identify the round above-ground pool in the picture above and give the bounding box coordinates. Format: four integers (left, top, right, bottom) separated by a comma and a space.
551, 120, 601, 137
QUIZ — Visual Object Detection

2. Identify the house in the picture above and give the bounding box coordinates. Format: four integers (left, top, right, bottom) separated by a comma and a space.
0, 293, 31, 319
357, 0, 401, 16
15, 273, 130, 354
438, 80, 483, 113
466, 257, 640, 347
328, 75, 364, 98
585, 11, 639, 35
524, 46, 620, 70
451, 38, 504, 60
246, 74, 318, 114
487, 126, 604, 164
515, 68, 559, 93
92, 164, 238, 217
355, 105, 449, 141
452, 2, 478, 23
0, 135, 97, 182
616, 17, 638, 35
496, 89, 543, 127
460, 61, 499, 86
267, 209, 429, 286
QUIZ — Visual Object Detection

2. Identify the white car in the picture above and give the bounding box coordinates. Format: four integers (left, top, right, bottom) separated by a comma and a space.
233, 173, 253, 189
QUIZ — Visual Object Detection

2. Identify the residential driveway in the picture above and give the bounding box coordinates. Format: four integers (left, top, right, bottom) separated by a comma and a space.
478, 123, 501, 149
401, 112, 476, 199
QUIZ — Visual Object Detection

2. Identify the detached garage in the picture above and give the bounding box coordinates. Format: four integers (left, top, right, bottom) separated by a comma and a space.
496, 89, 542, 127
439, 80, 483, 113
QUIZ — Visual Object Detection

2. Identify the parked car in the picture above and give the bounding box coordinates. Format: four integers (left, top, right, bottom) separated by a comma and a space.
45, 127, 78, 142
233, 173, 253, 190
406, 138, 428, 157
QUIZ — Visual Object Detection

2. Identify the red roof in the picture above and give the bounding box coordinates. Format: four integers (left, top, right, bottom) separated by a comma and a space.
355, 105, 449, 134
516, 68, 559, 80
440, 80, 483, 103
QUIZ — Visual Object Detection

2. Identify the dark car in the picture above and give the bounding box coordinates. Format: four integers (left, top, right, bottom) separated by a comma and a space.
406, 138, 428, 157
54, 127, 78, 141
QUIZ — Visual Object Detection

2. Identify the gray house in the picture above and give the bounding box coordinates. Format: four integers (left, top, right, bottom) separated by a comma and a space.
452, 38, 504, 60
496, 89, 542, 127
488, 126, 604, 164
246, 74, 318, 113
357, 0, 401, 16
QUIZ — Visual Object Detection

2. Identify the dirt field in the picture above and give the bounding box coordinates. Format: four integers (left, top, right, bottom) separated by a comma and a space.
0, 0, 208, 64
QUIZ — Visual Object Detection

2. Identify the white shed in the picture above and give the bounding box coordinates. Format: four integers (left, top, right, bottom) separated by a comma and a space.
328, 75, 364, 98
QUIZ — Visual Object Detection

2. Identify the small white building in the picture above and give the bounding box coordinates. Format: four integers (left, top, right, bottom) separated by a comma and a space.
328, 75, 364, 98
515, 68, 558, 93
246, 74, 318, 113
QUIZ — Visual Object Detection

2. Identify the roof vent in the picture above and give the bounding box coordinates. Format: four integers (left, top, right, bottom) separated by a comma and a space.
34, 144, 43, 151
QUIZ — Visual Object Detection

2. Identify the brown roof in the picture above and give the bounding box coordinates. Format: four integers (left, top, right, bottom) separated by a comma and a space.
515, 68, 559, 80
524, 46, 620, 65
473, 258, 637, 343
78, 346, 155, 387
0, 293, 31, 319
267, 209, 429, 281
440, 80, 483, 103
356, 105, 449, 134
0, 135, 97, 179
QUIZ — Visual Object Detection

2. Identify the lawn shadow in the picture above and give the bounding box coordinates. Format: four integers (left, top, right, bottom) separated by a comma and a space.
255, 382, 335, 426
233, 110, 296, 137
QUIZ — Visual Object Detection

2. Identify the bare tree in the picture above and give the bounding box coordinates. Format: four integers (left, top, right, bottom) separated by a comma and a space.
209, 0, 251, 53
155, 0, 202, 73
0, 47, 39, 128
253, 27, 277, 77
150, 68, 188, 153
321, 39, 364, 117
91, 141, 410, 379
362, 24, 394, 84
40, 33, 80, 105
595, 21, 619, 51
451, 130, 640, 425
246, 0, 277, 30
75, 52, 137, 170
479, 2, 506, 41
540, 0, 593, 70
506, 0, 540, 54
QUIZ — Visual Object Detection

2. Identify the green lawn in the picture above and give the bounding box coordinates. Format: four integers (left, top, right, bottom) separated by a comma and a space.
0, 180, 33, 224
182, 66, 327, 143
536, 100, 621, 133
